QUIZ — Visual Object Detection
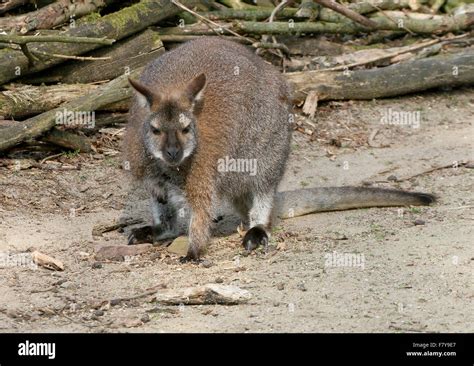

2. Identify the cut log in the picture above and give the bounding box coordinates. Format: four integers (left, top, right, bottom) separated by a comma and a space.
287, 50, 474, 102
0, 0, 200, 85
25, 29, 165, 85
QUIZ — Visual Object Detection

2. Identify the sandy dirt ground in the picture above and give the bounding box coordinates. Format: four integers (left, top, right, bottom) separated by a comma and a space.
0, 87, 472, 333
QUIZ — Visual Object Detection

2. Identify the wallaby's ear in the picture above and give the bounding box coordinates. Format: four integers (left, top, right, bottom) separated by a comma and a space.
128, 78, 158, 108
185, 73, 206, 104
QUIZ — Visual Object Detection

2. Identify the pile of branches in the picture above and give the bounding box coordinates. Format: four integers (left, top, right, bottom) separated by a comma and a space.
0, 0, 472, 156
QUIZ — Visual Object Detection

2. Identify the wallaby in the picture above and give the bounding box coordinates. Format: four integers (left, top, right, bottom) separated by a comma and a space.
123, 37, 435, 261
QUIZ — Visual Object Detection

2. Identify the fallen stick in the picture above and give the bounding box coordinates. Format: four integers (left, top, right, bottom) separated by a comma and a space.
396, 161, 468, 182
0, 34, 115, 46
154, 284, 252, 305
316, 34, 469, 72
92, 218, 144, 237
313, 0, 377, 29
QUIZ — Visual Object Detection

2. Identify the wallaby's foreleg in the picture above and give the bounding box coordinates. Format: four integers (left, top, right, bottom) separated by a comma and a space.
242, 192, 274, 251
185, 204, 213, 261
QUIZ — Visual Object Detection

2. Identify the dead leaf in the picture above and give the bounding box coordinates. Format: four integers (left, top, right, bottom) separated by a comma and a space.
302, 91, 319, 118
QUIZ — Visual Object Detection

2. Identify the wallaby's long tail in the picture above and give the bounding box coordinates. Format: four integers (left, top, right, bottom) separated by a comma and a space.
275, 187, 436, 219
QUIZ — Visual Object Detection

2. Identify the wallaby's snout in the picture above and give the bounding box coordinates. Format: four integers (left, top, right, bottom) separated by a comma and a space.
163, 132, 183, 165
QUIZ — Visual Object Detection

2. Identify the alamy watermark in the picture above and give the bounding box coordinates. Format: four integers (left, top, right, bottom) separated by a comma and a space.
217, 156, 257, 176
55, 108, 95, 129
0, 252, 37, 269
380, 108, 420, 129
324, 251, 365, 270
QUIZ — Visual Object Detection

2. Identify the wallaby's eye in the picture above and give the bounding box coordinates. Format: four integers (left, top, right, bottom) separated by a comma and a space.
151, 126, 161, 135
182, 126, 191, 134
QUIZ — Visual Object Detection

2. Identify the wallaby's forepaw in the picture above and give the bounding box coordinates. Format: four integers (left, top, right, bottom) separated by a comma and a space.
180, 245, 202, 263
128, 226, 153, 245
242, 226, 268, 251
179, 255, 202, 264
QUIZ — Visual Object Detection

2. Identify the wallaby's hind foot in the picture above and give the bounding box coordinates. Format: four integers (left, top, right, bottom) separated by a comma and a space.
242, 225, 269, 251
128, 225, 153, 245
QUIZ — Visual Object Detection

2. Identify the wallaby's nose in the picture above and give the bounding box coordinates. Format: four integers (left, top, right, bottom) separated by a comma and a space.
166, 146, 179, 160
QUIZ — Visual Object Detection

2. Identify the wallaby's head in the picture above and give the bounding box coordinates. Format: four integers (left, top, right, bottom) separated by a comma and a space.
128, 73, 206, 167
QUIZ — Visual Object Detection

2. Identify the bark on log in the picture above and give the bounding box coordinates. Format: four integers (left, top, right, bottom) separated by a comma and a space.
287, 50, 474, 102
0, 0, 200, 85
0, 0, 116, 34
234, 12, 474, 35
24, 29, 165, 85
201, 0, 431, 22
0, 66, 144, 151
0, 0, 29, 15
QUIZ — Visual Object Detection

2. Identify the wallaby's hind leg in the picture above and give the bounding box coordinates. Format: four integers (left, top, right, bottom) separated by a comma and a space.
242, 192, 274, 251
232, 194, 252, 228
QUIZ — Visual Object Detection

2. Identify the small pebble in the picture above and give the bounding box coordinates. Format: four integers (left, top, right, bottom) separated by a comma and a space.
110, 299, 121, 306
297, 283, 307, 292
387, 175, 398, 181
59, 281, 75, 289
277, 283, 285, 291
215, 277, 224, 284
200, 260, 213, 268
93, 310, 104, 317
414, 219, 425, 226
92, 262, 102, 269
141, 314, 150, 323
